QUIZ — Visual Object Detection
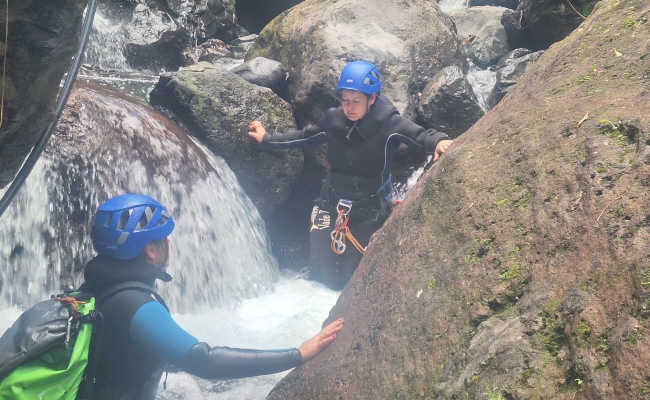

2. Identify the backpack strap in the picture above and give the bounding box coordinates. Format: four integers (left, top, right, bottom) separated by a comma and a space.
78, 281, 168, 399
95, 281, 168, 312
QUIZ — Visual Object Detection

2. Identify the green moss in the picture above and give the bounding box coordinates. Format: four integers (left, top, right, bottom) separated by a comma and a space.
494, 198, 510, 208
641, 267, 650, 317
576, 320, 593, 341
500, 264, 521, 282
428, 276, 438, 291
466, 238, 494, 263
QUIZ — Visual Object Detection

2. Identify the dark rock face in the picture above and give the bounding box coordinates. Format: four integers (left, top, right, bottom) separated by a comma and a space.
0, 0, 87, 189
247, 0, 464, 126
488, 48, 544, 107
182, 38, 232, 66
416, 65, 484, 137
149, 62, 302, 218
267, 0, 650, 398
502, 0, 599, 50
236, 0, 302, 33
469, 0, 518, 9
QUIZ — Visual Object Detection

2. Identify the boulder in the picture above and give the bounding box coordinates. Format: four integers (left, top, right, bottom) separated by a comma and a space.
0, 0, 87, 189
267, 0, 650, 398
469, 0, 518, 9
149, 62, 302, 218
501, 0, 600, 50
247, 0, 464, 126
449, 6, 512, 68
230, 57, 288, 97
236, 0, 303, 33
488, 48, 544, 107
416, 65, 484, 137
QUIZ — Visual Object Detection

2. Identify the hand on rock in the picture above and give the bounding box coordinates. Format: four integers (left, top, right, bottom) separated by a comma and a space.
434, 139, 453, 162
248, 120, 267, 144
298, 318, 344, 362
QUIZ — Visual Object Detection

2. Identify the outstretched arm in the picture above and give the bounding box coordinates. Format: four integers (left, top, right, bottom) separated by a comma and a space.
248, 120, 328, 149
129, 301, 344, 379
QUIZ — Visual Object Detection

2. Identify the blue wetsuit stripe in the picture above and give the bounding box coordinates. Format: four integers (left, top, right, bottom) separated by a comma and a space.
130, 301, 199, 364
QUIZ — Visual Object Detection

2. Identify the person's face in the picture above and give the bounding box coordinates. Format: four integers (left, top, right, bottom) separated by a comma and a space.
340, 90, 376, 122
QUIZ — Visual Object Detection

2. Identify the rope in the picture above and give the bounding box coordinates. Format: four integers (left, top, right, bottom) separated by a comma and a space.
0, 0, 98, 219
566, 0, 587, 20
0, 0, 9, 129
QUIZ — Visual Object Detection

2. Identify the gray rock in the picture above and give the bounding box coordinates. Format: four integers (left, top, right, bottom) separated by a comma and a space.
230, 57, 288, 96
488, 48, 543, 106
417, 65, 484, 137
149, 62, 302, 217
0, 0, 87, 189
449, 6, 512, 68
247, 0, 464, 126
469, 0, 518, 9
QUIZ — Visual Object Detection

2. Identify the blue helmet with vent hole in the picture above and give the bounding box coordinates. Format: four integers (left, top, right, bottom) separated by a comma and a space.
337, 60, 382, 95
92, 193, 174, 260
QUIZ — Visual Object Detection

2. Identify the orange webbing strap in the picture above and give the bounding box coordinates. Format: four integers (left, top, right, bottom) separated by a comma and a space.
56, 297, 87, 313
330, 208, 366, 255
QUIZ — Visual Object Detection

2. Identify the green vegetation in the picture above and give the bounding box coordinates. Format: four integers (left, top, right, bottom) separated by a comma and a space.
500, 264, 521, 282
598, 119, 639, 147
428, 276, 438, 291
466, 238, 494, 263
641, 267, 650, 317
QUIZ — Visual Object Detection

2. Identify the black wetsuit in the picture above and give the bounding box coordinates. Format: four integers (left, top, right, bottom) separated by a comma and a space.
262, 95, 449, 288
80, 255, 302, 400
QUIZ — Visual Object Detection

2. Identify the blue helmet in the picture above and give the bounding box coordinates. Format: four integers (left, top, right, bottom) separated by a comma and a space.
337, 60, 382, 95
92, 193, 175, 260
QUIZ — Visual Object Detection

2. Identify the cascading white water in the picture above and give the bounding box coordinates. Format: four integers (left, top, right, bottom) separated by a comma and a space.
0, 83, 339, 399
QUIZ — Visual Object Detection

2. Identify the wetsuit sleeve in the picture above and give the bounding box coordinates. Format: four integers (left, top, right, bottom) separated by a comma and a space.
130, 302, 302, 379
180, 342, 303, 379
129, 301, 199, 365
261, 123, 328, 149
387, 114, 449, 154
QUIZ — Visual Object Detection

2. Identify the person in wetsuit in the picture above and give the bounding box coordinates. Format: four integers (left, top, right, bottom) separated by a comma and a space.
248, 60, 453, 289
80, 193, 343, 400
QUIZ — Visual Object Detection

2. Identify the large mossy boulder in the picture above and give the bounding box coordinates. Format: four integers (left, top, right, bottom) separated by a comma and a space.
149, 62, 302, 218
247, 0, 464, 126
267, 0, 650, 398
0, 0, 87, 188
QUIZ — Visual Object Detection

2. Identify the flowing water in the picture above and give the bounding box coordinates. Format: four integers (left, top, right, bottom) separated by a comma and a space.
0, 83, 337, 399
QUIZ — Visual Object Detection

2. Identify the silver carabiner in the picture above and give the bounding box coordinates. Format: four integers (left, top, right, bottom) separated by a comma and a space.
65, 315, 74, 348
336, 198, 353, 216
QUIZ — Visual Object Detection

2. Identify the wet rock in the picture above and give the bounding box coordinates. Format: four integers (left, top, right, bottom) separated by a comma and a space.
125, 30, 189, 72
182, 38, 232, 66
87, 0, 242, 72
449, 6, 512, 68
230, 57, 288, 98
416, 65, 484, 137
149, 62, 302, 217
502, 0, 599, 50
266, 0, 650, 397
0, 0, 87, 189
488, 48, 543, 107
247, 0, 464, 126
236, 0, 303, 33
230, 34, 258, 58
469, 0, 518, 9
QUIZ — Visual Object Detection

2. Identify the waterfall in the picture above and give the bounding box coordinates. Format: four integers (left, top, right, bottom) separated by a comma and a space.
0, 83, 278, 313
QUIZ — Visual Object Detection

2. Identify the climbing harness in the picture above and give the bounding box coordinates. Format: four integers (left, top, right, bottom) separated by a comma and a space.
0, 0, 99, 219
330, 199, 367, 255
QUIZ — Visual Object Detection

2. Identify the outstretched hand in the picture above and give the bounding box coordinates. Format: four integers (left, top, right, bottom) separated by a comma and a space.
298, 318, 344, 362
248, 120, 267, 144
434, 139, 453, 162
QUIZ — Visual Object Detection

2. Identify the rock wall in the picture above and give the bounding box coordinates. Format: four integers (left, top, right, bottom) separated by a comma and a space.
0, 0, 87, 188
267, 0, 650, 398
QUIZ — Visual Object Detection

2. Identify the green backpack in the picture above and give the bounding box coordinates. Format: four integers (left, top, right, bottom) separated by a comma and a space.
0, 282, 163, 400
